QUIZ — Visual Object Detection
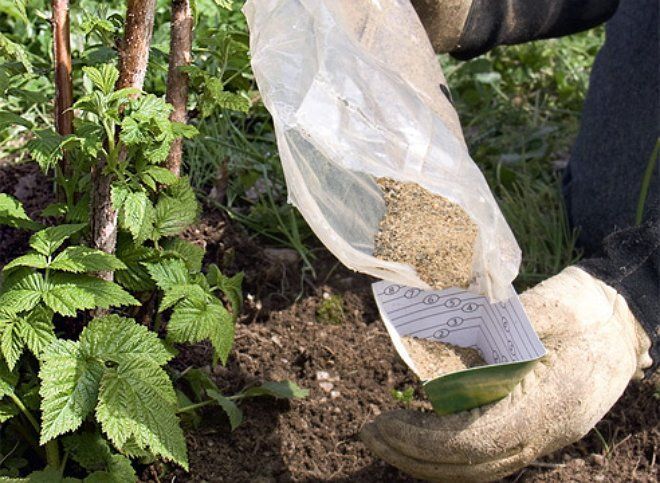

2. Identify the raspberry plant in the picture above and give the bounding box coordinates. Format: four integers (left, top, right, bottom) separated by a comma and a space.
0, 1, 306, 479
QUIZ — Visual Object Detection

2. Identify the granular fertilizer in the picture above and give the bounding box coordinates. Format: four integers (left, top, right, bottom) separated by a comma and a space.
373, 178, 478, 290
401, 336, 485, 380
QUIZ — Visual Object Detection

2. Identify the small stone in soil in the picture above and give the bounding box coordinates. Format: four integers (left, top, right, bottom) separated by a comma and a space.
401, 336, 485, 380
373, 178, 478, 290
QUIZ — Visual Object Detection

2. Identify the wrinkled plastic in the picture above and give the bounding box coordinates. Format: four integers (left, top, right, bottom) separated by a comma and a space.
243, 0, 521, 301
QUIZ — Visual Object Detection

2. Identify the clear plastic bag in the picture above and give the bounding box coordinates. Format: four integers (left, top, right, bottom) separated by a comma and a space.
243, 0, 520, 301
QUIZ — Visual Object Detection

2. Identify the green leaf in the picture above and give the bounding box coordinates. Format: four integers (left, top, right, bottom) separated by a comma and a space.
110, 183, 130, 211
42, 283, 97, 317
85, 454, 136, 483
50, 247, 127, 273
0, 359, 17, 397
144, 258, 189, 291
0, 193, 41, 230
19, 306, 55, 357
39, 339, 104, 443
27, 129, 74, 172
115, 238, 158, 291
162, 238, 204, 273
41, 203, 68, 218
63, 433, 137, 482
0, 316, 22, 370
211, 91, 251, 113
152, 179, 198, 239
206, 389, 243, 430
96, 358, 188, 469
0, 111, 33, 129
240, 380, 309, 400
168, 298, 234, 365
0, 271, 43, 314
50, 273, 140, 313
29, 224, 86, 256
0, 32, 32, 72
213, 0, 233, 9
63, 432, 112, 472
207, 265, 243, 317
79, 315, 172, 367
40, 316, 176, 449
3, 253, 48, 271
119, 190, 154, 242
159, 284, 208, 313
0, 399, 18, 423
83, 64, 119, 96
141, 166, 178, 189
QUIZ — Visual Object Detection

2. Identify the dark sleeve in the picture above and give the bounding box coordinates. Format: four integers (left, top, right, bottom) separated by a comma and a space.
578, 216, 660, 370
453, 0, 620, 60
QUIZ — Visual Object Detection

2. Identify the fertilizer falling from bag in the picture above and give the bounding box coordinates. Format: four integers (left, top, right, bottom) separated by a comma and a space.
401, 336, 485, 381
374, 178, 478, 290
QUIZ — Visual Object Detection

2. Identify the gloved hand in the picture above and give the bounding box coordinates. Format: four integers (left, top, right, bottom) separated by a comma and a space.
361, 266, 652, 482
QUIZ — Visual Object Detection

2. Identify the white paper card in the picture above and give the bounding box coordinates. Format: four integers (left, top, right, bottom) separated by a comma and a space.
372, 281, 546, 376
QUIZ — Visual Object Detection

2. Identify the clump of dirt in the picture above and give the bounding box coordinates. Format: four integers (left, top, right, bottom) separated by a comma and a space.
401, 336, 485, 380
373, 178, 477, 290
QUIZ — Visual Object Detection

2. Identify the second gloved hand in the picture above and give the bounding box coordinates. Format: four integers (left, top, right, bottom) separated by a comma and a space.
361, 266, 652, 482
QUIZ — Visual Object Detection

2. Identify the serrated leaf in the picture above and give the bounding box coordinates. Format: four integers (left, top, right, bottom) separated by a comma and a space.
29, 224, 86, 256
0, 110, 33, 129
63, 432, 112, 472
0, 359, 17, 397
240, 380, 309, 400
0, 193, 41, 230
211, 91, 250, 113
83, 64, 119, 96
118, 116, 144, 146
27, 129, 75, 172
171, 122, 198, 139
110, 183, 130, 211
115, 238, 158, 291
144, 258, 189, 291
0, 316, 22, 370
206, 389, 242, 430
0, 31, 32, 72
0, 399, 18, 422
42, 282, 96, 317
85, 454, 136, 483
207, 265, 243, 317
96, 358, 188, 469
153, 179, 198, 239
50, 247, 127, 273
141, 166, 178, 188
3, 253, 48, 271
80, 315, 172, 367
213, 0, 233, 9
162, 239, 204, 273
169, 298, 234, 365
64, 433, 137, 483
159, 284, 208, 313
0, 271, 43, 314
19, 306, 55, 357
39, 339, 104, 443
50, 273, 139, 312
119, 190, 153, 242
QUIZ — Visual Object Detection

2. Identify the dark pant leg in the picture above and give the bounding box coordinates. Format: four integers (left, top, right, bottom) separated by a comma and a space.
564, 0, 659, 251
566, 0, 659, 365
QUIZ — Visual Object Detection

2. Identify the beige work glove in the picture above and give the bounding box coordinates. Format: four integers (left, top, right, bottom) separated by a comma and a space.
361, 266, 653, 482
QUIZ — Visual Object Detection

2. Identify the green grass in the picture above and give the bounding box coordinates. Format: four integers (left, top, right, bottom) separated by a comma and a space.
185, 29, 605, 290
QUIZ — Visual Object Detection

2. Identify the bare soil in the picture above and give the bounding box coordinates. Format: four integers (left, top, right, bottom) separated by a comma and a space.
0, 161, 657, 483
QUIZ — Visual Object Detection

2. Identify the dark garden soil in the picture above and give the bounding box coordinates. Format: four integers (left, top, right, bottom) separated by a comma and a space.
0, 161, 657, 483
